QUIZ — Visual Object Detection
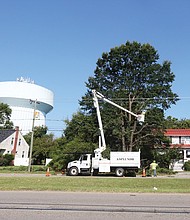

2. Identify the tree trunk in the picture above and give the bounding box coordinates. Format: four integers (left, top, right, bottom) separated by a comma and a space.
121, 112, 126, 151
128, 96, 132, 151
128, 96, 132, 122
129, 121, 137, 152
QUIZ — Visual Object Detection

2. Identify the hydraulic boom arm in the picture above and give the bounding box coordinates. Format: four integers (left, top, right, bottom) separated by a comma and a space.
92, 90, 145, 158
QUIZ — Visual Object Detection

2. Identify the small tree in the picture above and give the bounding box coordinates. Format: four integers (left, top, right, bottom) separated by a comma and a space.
24, 126, 57, 165
183, 161, 190, 171
0, 103, 13, 129
0, 154, 14, 166
50, 137, 96, 171
153, 147, 182, 169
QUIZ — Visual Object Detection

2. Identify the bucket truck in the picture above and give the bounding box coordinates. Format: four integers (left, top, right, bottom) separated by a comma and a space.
67, 90, 145, 177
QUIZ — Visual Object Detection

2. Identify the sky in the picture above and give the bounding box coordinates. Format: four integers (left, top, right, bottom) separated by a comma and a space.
0, 0, 190, 137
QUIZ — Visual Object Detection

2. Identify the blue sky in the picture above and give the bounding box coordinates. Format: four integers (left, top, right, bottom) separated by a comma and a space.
0, 0, 190, 136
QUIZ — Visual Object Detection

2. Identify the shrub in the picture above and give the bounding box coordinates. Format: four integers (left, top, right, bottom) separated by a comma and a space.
0, 165, 47, 173
32, 165, 47, 172
0, 154, 14, 166
157, 167, 176, 175
183, 161, 190, 171
141, 167, 176, 176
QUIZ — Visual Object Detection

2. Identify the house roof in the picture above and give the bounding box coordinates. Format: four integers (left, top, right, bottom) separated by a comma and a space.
165, 129, 190, 137
0, 129, 15, 143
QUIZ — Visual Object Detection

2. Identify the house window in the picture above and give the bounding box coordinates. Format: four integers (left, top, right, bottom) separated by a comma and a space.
11, 137, 14, 145
22, 151, 25, 158
186, 150, 190, 158
172, 137, 179, 144
179, 136, 181, 144
181, 137, 190, 144
0, 149, 6, 154
18, 139, 21, 145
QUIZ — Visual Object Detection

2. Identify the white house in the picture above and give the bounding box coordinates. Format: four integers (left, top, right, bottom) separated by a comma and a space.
0, 127, 29, 166
165, 129, 190, 171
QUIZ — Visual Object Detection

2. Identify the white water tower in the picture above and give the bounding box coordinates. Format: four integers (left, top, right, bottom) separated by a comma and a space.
0, 78, 54, 134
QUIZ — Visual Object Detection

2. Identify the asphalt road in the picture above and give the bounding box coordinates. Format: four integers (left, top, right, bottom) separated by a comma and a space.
0, 191, 189, 220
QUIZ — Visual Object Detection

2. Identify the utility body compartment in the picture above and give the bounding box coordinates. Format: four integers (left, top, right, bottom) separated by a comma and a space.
110, 151, 140, 168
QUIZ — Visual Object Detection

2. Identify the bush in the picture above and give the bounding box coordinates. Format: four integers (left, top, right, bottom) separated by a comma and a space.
141, 167, 176, 176
157, 167, 176, 175
0, 165, 48, 173
0, 154, 14, 166
31, 165, 47, 172
183, 161, 190, 171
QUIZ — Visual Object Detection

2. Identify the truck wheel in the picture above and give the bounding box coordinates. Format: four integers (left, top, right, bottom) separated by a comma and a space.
115, 168, 124, 177
69, 167, 79, 176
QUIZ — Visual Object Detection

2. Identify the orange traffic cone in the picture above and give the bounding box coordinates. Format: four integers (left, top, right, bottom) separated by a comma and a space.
142, 168, 146, 177
46, 167, 50, 177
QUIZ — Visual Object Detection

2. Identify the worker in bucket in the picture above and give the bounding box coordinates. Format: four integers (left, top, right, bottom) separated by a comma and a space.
150, 160, 158, 177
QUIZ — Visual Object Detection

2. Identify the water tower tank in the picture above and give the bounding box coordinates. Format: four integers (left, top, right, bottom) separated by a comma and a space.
0, 78, 54, 134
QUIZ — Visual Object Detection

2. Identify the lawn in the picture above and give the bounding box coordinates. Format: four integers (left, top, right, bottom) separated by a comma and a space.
0, 175, 190, 193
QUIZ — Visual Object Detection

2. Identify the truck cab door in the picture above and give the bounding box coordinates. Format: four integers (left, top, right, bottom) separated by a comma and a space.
80, 154, 91, 170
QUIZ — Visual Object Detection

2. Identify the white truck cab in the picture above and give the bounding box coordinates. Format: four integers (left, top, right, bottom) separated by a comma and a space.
67, 154, 92, 176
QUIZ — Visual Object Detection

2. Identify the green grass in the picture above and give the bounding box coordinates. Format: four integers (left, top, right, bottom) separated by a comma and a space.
0, 176, 190, 193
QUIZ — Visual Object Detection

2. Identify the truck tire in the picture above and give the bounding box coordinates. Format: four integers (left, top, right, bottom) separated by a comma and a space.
69, 167, 79, 176
115, 168, 124, 177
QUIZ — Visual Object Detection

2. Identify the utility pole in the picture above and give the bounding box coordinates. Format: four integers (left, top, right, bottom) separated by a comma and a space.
28, 99, 39, 172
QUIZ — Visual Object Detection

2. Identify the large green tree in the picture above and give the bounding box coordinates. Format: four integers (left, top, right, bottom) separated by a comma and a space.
80, 41, 178, 152
64, 111, 98, 143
